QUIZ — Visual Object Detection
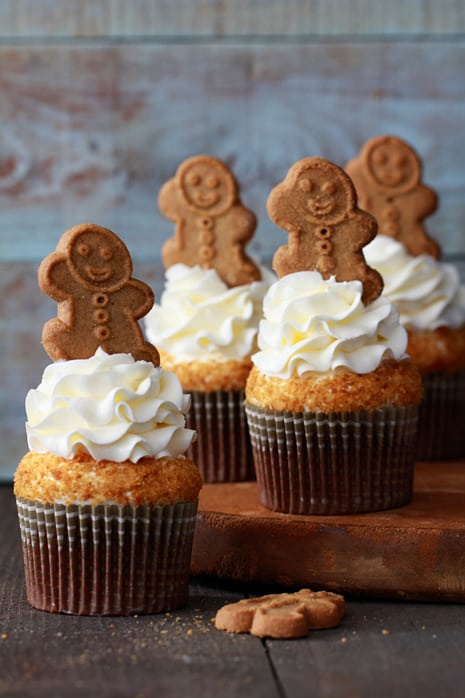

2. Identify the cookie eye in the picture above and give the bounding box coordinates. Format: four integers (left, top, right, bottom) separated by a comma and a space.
100, 246, 113, 261
77, 243, 90, 257
299, 177, 313, 193
393, 152, 407, 168
186, 171, 201, 186
206, 174, 220, 189
321, 181, 336, 196
372, 148, 387, 166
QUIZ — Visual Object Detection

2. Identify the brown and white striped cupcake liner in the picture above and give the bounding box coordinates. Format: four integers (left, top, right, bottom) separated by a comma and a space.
186, 389, 255, 482
245, 403, 419, 515
416, 369, 465, 461
16, 498, 198, 615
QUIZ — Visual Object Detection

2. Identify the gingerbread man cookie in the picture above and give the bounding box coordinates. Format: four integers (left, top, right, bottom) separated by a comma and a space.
346, 135, 440, 258
39, 223, 160, 365
159, 155, 261, 287
267, 156, 383, 304
214, 589, 345, 639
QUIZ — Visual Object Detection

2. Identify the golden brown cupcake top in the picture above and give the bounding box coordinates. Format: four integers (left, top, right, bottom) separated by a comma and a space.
14, 452, 202, 506
159, 350, 252, 391
245, 360, 423, 413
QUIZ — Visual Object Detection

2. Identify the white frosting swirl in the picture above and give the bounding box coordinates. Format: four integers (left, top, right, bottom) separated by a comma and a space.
144, 263, 275, 361
252, 271, 407, 378
364, 235, 465, 330
25, 348, 195, 462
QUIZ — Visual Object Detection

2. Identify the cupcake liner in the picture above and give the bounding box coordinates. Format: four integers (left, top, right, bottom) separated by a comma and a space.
16, 498, 198, 615
245, 404, 419, 515
186, 389, 255, 482
416, 369, 465, 461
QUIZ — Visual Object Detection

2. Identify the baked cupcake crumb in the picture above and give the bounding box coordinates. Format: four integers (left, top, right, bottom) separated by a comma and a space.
246, 359, 423, 413
14, 452, 202, 506
160, 350, 252, 391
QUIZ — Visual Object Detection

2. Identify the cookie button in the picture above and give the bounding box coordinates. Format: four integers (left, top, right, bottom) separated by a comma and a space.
316, 239, 332, 255
94, 326, 111, 341
198, 216, 213, 229
381, 205, 400, 222
200, 245, 216, 261
94, 308, 110, 324
199, 229, 215, 245
316, 226, 332, 239
92, 292, 109, 307
384, 221, 400, 236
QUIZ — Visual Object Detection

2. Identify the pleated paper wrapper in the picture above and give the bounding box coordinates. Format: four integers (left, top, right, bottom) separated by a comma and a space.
416, 369, 465, 461
245, 403, 419, 515
186, 389, 255, 482
16, 498, 198, 615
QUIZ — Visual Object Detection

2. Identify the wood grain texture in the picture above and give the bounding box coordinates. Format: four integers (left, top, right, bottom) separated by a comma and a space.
1, 0, 465, 37
3, 485, 465, 697
1, 41, 465, 266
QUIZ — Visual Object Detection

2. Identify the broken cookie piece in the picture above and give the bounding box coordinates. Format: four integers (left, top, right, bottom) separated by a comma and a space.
214, 589, 345, 639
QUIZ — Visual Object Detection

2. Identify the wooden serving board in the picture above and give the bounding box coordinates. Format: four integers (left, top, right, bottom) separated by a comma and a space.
192, 461, 465, 602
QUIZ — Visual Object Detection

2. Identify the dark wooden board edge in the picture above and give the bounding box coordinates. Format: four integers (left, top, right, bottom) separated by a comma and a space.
192, 462, 465, 601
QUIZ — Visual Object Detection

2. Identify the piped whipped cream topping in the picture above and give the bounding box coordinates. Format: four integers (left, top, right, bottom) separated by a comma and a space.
144, 263, 275, 361
25, 348, 195, 462
252, 271, 407, 378
364, 235, 465, 330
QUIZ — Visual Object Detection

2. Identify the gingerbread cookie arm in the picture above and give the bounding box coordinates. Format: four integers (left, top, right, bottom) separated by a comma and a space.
158, 178, 181, 224
39, 253, 81, 361
38, 252, 76, 303
159, 178, 189, 269
221, 205, 261, 286
122, 279, 155, 318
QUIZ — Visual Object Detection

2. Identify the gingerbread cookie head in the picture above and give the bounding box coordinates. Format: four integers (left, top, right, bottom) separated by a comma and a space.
346, 135, 440, 258
177, 155, 237, 216
275, 156, 357, 226
363, 135, 421, 193
39, 223, 160, 366
63, 224, 132, 292
267, 156, 383, 305
159, 155, 261, 287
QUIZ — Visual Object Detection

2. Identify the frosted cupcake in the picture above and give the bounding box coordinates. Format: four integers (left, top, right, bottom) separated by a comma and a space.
245, 157, 423, 515
347, 135, 465, 459
145, 155, 274, 482
14, 223, 202, 615
365, 235, 465, 460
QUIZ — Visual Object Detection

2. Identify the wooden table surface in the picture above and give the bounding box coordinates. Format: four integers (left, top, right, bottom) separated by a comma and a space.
2, 485, 465, 697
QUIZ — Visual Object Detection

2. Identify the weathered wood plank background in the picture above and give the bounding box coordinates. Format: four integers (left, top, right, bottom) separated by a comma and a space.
1, 1, 465, 479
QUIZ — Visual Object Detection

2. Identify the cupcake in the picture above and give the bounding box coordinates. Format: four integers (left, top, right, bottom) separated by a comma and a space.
347, 135, 465, 460
14, 223, 202, 615
364, 235, 465, 460
245, 157, 423, 515
144, 155, 274, 482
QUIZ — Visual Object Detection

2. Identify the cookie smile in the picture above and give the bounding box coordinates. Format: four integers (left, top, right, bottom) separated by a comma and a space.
86, 266, 112, 282
194, 192, 220, 208
307, 199, 335, 216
